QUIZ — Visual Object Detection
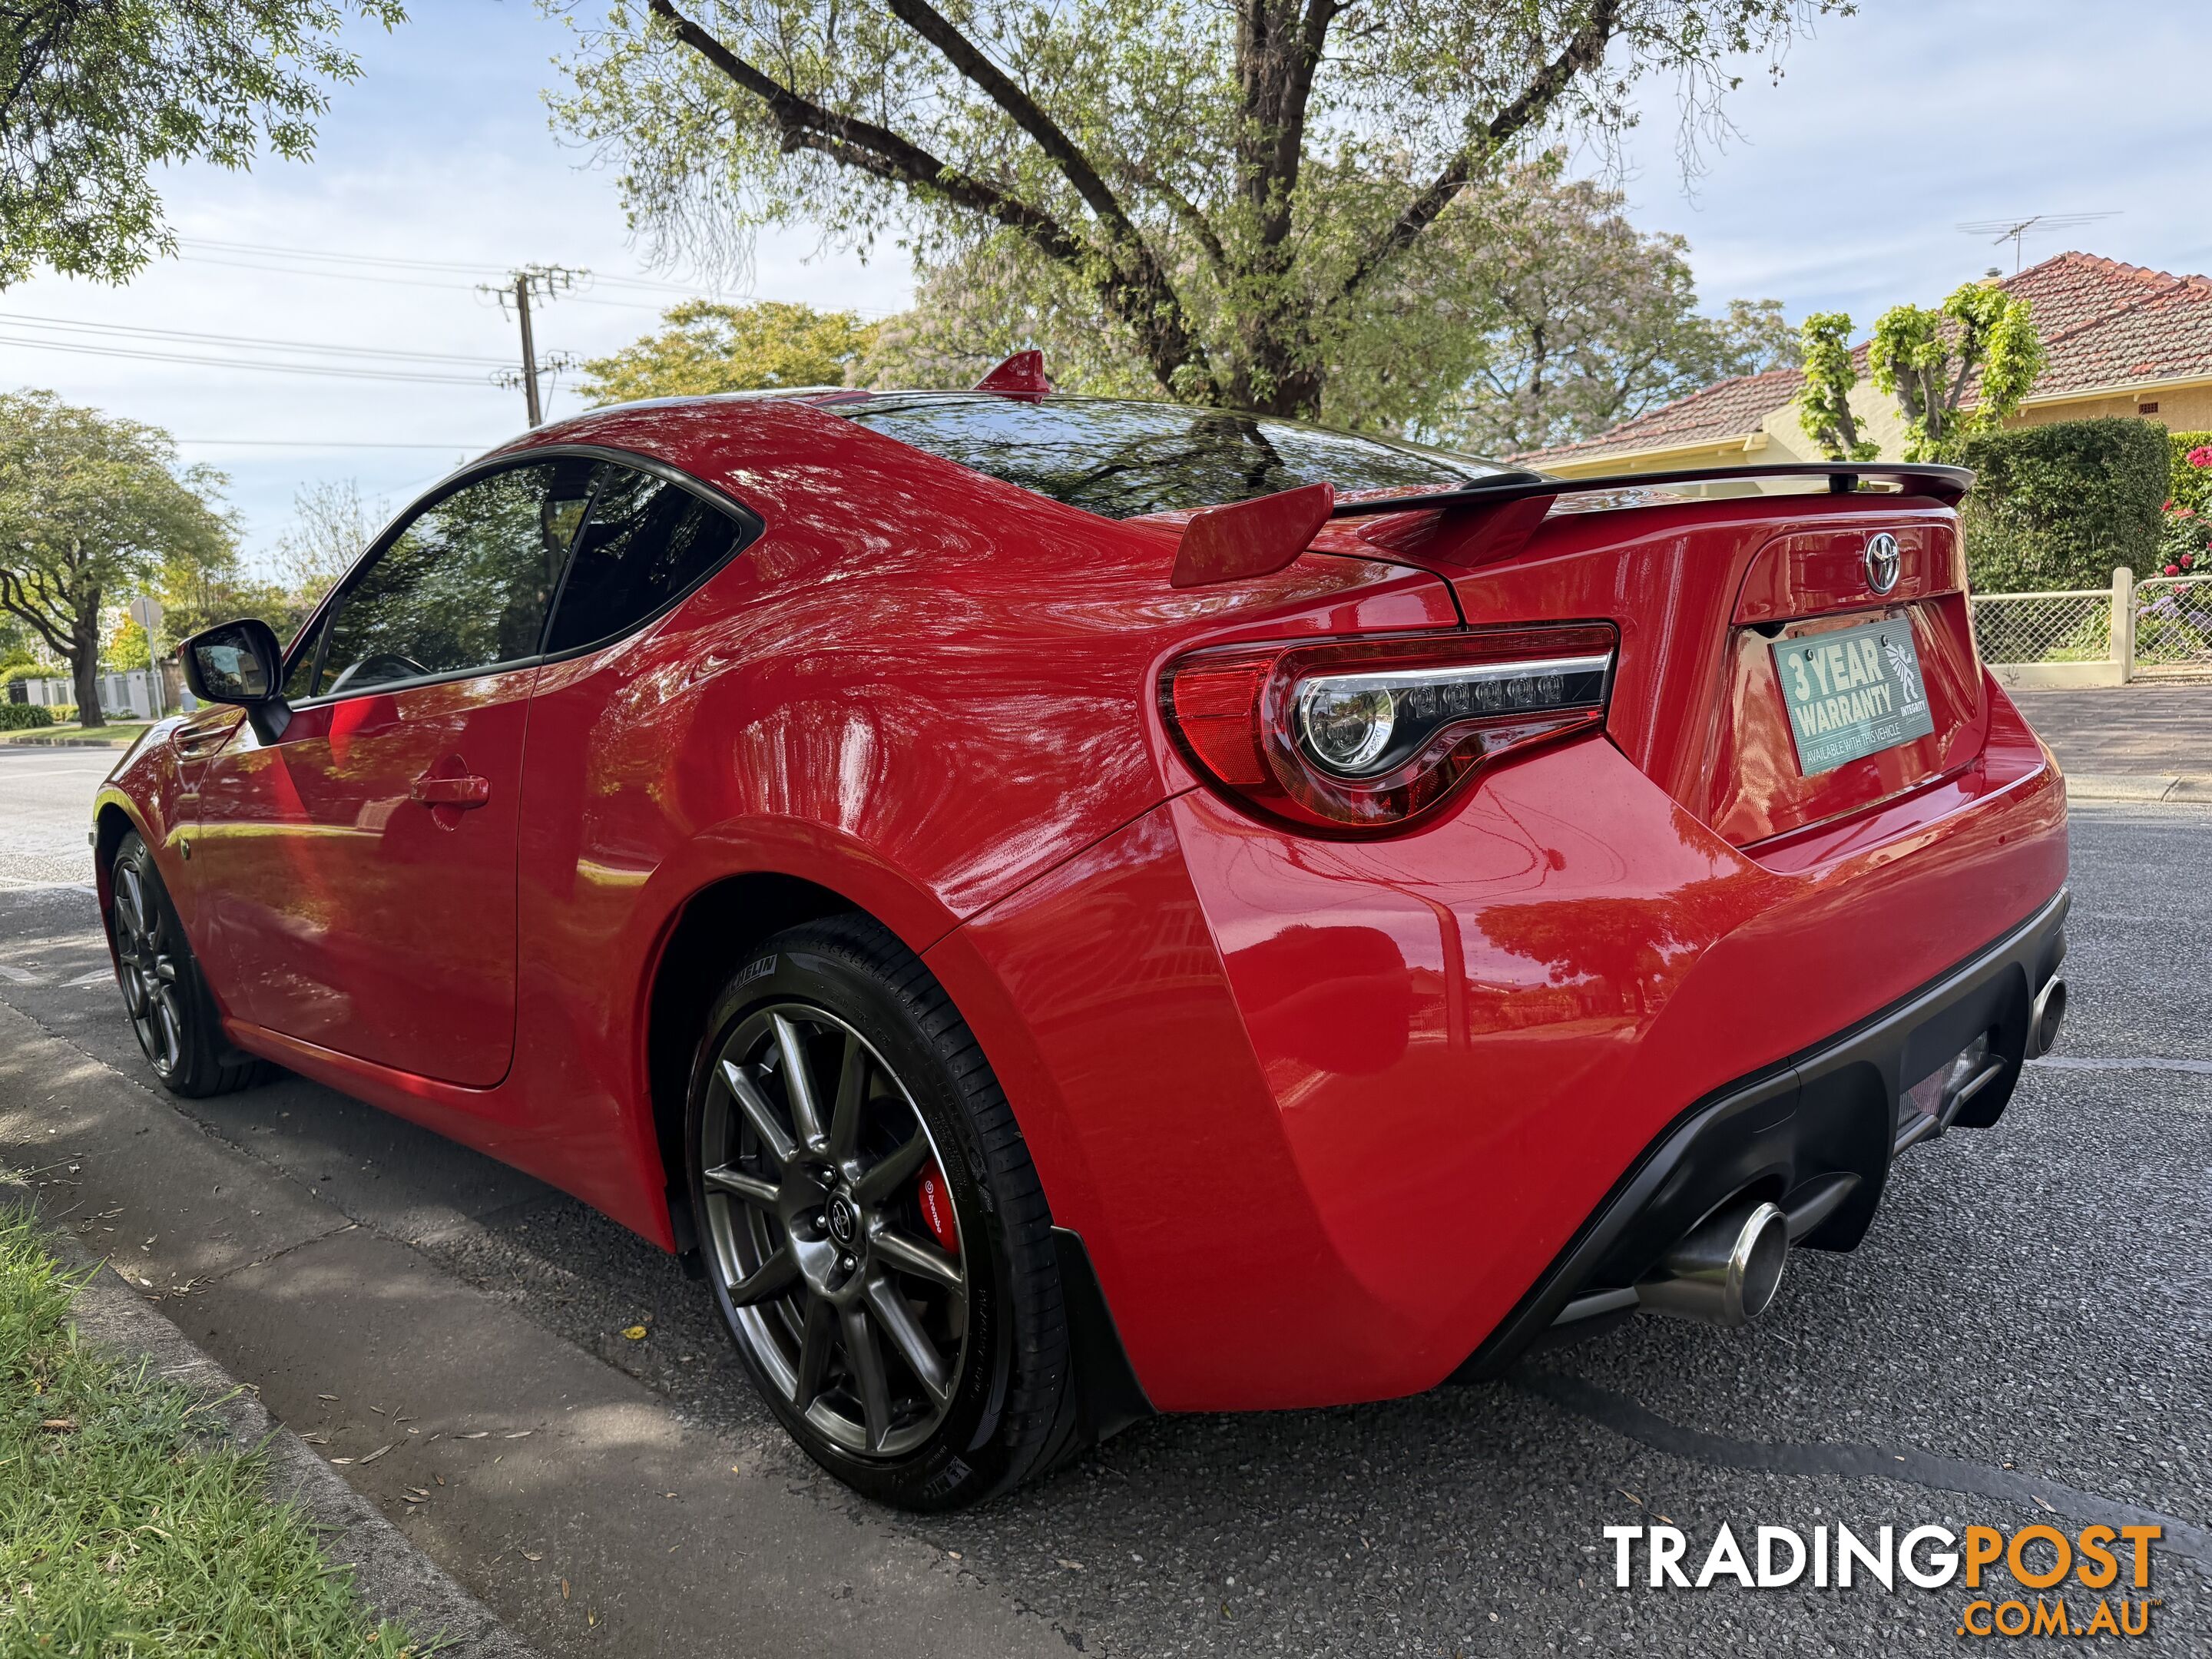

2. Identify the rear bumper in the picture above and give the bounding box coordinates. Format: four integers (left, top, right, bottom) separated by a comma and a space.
1455, 882, 2069, 1380
940, 687, 2068, 1412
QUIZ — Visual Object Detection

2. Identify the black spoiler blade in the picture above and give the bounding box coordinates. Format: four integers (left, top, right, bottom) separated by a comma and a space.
1328, 461, 1974, 519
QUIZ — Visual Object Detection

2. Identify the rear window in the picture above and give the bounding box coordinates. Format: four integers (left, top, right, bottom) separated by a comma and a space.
835, 395, 1509, 518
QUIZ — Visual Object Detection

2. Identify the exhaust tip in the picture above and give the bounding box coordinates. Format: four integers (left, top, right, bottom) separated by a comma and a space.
1637, 1200, 1789, 1327
2025, 977, 2067, 1061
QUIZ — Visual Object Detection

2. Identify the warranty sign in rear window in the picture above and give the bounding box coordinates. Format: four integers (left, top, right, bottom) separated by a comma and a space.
1770, 617, 1936, 775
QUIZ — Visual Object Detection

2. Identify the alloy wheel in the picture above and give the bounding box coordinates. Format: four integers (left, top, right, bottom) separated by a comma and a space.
700, 1003, 969, 1458
111, 860, 187, 1078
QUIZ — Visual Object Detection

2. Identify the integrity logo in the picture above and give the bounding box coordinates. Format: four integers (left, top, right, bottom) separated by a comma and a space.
1603, 1522, 2164, 1639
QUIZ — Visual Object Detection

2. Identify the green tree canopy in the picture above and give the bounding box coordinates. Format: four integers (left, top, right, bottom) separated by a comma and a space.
858, 154, 1797, 455
548, 0, 1837, 421
0, 1, 403, 287
1797, 284, 2045, 465
579, 299, 880, 403
0, 391, 237, 725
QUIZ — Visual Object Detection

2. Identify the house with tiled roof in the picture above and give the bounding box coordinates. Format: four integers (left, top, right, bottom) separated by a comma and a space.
1519, 252, 2212, 477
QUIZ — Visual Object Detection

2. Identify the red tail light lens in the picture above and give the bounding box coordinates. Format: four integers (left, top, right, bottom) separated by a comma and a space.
1162, 624, 1616, 831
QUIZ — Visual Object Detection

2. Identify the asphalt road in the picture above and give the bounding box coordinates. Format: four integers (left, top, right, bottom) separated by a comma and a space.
2, 742, 2207, 1656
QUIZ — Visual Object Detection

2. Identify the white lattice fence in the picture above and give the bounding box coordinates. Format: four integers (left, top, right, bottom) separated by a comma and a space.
1971, 589, 2114, 665
2133, 575, 2212, 670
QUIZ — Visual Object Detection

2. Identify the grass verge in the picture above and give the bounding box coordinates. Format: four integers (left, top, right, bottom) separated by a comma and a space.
0, 1206, 426, 1655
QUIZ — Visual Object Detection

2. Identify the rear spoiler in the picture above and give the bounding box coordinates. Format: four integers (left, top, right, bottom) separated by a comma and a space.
1167, 461, 1972, 587
1328, 460, 1975, 518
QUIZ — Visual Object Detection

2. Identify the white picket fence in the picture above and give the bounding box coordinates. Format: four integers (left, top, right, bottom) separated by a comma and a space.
1971, 568, 2212, 688
6, 665, 192, 719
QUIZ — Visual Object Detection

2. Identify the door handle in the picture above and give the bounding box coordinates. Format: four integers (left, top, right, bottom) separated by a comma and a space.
410, 772, 492, 810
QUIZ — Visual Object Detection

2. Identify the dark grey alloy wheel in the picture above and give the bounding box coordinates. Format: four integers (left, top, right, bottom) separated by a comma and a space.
104, 833, 269, 1098
110, 851, 188, 1081
700, 1002, 967, 1458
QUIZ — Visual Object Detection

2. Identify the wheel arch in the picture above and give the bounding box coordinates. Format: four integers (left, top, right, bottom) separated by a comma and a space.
91, 796, 148, 916
641, 868, 866, 1270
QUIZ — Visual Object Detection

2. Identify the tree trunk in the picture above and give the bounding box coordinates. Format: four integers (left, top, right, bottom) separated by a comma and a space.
70, 617, 102, 728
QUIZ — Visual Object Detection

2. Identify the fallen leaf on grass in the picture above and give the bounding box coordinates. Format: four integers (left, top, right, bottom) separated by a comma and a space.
38, 1419, 75, 1432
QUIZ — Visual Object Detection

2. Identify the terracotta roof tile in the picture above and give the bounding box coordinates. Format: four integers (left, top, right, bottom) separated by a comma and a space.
1515, 366, 1803, 465
1531, 250, 2212, 464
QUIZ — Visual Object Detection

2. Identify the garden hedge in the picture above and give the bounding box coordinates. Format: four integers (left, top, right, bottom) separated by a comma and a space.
1957, 417, 2168, 592
0, 704, 55, 730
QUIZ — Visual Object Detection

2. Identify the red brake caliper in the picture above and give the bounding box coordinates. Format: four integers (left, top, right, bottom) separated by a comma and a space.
916, 1162, 959, 1252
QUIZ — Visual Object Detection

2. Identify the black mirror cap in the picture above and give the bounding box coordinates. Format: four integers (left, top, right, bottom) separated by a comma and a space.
180, 618, 282, 704
178, 618, 290, 740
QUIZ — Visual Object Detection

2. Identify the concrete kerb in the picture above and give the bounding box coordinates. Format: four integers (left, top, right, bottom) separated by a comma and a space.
2065, 773, 2212, 803
41, 1221, 539, 1658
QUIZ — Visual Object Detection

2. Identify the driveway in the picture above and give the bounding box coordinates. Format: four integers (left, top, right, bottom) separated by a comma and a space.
1, 743, 2206, 1655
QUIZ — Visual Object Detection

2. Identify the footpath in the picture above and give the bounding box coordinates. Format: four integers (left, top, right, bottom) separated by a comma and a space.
2012, 684, 2212, 801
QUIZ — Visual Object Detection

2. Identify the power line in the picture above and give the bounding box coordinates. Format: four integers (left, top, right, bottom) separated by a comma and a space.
0, 310, 515, 366
177, 237, 745, 301
0, 334, 495, 385
172, 438, 486, 449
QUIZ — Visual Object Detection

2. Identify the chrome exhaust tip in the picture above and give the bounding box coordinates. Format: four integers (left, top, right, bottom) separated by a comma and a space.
2025, 976, 2067, 1061
1637, 1200, 1789, 1327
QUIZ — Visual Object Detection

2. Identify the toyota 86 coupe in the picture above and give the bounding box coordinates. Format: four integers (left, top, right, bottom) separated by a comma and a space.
93, 354, 2069, 1509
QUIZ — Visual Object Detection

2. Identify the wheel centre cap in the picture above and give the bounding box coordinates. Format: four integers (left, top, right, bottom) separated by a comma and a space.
825, 1193, 859, 1248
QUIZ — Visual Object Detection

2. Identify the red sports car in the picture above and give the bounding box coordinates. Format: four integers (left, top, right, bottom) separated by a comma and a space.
95, 359, 2069, 1509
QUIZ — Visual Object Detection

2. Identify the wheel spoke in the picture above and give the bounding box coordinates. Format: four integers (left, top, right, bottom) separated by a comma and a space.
154, 989, 184, 1069
842, 1306, 892, 1452
727, 1245, 800, 1307
773, 1015, 826, 1152
114, 869, 144, 940
792, 1296, 835, 1412
865, 1274, 952, 1406
719, 1058, 796, 1166
702, 1164, 780, 1209
826, 1034, 866, 1162
873, 1227, 964, 1292
854, 1131, 929, 1206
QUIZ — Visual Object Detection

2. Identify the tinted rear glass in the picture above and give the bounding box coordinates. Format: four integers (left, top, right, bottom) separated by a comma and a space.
837, 396, 1508, 518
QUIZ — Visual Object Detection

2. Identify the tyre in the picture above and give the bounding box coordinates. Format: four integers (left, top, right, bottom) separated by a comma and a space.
685, 915, 1075, 1508
105, 832, 270, 1098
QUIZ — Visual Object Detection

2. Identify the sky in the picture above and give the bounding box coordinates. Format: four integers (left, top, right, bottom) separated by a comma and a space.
2, 0, 2206, 568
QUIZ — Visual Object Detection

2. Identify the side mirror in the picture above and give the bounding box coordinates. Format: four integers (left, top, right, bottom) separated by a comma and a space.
179, 618, 292, 743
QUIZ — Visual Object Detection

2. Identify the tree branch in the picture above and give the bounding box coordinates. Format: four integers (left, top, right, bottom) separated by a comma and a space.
1127, 164, 1229, 280
1339, 0, 1621, 302
647, 0, 1217, 396
0, 566, 72, 658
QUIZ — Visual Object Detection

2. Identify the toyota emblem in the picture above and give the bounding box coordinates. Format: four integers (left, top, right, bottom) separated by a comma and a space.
1863, 532, 1901, 594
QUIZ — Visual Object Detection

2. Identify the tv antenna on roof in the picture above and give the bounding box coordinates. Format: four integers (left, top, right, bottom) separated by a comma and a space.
1956, 213, 2121, 274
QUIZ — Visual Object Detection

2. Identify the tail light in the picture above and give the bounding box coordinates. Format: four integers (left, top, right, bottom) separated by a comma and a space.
1161, 624, 1616, 832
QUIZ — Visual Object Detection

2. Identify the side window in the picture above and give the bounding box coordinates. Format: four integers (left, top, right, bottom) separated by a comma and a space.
543, 464, 745, 655
312, 460, 590, 697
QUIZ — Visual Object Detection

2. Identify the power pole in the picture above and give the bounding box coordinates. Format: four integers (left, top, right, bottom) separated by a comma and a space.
482, 264, 584, 426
